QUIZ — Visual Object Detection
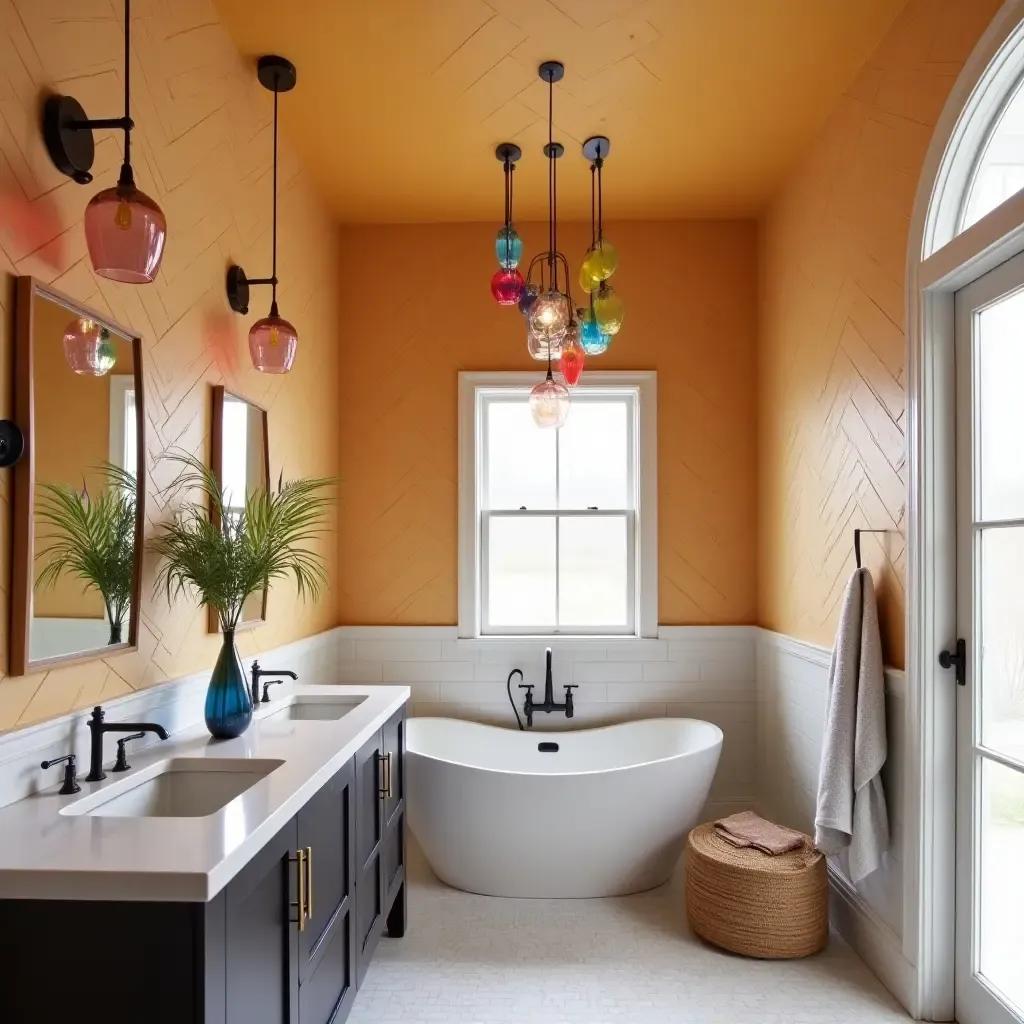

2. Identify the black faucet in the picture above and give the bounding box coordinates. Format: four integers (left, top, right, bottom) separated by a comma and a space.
85, 706, 168, 782
250, 661, 297, 706
520, 648, 577, 728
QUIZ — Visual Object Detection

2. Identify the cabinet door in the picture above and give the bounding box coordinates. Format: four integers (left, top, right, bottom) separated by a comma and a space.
381, 706, 406, 935
297, 761, 356, 1024
354, 730, 384, 986
225, 819, 300, 1024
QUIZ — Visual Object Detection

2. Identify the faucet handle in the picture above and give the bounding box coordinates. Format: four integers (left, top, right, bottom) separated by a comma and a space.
40, 754, 81, 795
112, 732, 146, 773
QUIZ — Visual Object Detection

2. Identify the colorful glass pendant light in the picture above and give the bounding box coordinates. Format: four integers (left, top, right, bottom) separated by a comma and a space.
492, 143, 524, 306
580, 136, 623, 340
226, 57, 299, 374
559, 320, 585, 387
42, 0, 166, 283
530, 356, 570, 428
522, 61, 574, 370
63, 318, 118, 376
580, 304, 610, 355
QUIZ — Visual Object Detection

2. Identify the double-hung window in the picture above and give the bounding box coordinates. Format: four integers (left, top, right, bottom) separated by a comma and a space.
458, 372, 656, 637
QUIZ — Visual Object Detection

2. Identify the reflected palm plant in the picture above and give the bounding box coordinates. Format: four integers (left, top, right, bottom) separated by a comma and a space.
35, 464, 137, 645
150, 452, 334, 631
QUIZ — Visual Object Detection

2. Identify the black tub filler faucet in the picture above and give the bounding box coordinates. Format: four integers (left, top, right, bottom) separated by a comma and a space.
507, 648, 577, 730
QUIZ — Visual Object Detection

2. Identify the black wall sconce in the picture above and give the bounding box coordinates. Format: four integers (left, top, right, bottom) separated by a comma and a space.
0, 421, 25, 468
42, 0, 166, 284
226, 56, 299, 374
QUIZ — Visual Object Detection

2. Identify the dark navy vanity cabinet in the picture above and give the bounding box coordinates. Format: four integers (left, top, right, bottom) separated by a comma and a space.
0, 705, 407, 1024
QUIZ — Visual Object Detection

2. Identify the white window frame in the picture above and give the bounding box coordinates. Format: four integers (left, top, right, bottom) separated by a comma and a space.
107, 374, 135, 473
458, 370, 657, 639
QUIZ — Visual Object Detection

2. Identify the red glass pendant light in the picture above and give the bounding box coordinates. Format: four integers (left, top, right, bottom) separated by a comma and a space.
226, 57, 299, 373
491, 268, 524, 306
42, 0, 166, 283
559, 323, 585, 387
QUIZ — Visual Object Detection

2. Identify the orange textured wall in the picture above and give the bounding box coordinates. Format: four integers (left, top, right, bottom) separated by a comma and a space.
0, 1, 339, 731
757, 0, 1003, 669
337, 220, 758, 627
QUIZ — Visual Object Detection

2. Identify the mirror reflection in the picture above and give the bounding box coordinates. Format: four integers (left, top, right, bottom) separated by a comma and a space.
211, 387, 269, 629
29, 293, 141, 664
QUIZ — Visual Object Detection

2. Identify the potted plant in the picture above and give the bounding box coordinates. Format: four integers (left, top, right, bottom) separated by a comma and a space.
151, 452, 334, 739
35, 464, 137, 647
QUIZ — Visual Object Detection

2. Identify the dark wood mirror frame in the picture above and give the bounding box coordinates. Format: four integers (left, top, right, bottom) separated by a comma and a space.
10, 277, 146, 676
209, 385, 270, 633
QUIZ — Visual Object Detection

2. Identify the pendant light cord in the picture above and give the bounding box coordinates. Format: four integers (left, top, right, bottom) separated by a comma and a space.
590, 163, 596, 248
121, 0, 132, 177
271, 81, 279, 313
547, 68, 554, 292
596, 153, 603, 244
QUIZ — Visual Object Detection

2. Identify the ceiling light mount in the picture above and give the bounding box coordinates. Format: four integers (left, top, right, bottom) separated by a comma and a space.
495, 143, 522, 164
582, 136, 611, 162
543, 142, 564, 159
257, 55, 297, 93
538, 61, 565, 84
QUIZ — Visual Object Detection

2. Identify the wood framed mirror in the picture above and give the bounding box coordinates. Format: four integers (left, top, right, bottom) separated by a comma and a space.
10, 278, 145, 676
209, 386, 270, 632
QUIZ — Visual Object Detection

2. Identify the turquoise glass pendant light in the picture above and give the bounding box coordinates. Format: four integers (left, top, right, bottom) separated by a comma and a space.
496, 225, 523, 269
579, 303, 610, 355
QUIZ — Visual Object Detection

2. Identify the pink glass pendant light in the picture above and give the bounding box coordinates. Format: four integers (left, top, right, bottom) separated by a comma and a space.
42, 0, 166, 284
63, 318, 118, 376
225, 57, 300, 373
248, 307, 297, 374
530, 364, 570, 429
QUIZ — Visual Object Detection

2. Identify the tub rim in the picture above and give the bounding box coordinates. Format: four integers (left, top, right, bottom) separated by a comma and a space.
406, 715, 724, 778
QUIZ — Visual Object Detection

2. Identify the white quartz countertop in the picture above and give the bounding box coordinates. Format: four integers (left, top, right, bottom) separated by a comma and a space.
0, 684, 409, 902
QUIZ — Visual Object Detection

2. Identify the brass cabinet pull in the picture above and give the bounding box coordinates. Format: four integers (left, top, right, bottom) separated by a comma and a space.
382, 751, 393, 799
304, 846, 313, 920
293, 848, 306, 932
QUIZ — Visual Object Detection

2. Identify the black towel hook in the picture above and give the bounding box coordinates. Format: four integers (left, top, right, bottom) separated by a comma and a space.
853, 528, 892, 569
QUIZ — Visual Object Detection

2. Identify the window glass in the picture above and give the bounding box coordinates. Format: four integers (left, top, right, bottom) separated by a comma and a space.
485, 400, 556, 509
479, 388, 637, 633
962, 77, 1024, 230
558, 401, 629, 509
558, 516, 629, 626
487, 516, 556, 627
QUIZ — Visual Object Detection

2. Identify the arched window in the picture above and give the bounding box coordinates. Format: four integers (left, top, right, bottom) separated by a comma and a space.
961, 75, 1024, 229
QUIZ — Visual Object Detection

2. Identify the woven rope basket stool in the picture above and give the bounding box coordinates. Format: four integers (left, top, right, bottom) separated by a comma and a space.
685, 822, 828, 958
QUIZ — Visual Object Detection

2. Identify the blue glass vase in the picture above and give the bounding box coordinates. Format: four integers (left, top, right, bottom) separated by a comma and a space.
204, 628, 252, 739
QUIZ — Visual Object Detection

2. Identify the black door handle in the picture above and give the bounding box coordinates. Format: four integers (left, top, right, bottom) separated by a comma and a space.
939, 638, 966, 686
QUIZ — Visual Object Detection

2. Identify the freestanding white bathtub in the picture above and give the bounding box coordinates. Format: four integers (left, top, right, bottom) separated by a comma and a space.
407, 717, 723, 898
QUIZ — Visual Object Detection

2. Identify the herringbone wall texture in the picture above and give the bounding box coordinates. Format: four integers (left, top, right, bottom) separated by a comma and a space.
337, 220, 758, 628
0, 0, 340, 732
757, 0, 1003, 669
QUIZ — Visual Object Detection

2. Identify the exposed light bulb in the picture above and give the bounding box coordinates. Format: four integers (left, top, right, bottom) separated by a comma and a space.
114, 201, 132, 231
270, 323, 279, 346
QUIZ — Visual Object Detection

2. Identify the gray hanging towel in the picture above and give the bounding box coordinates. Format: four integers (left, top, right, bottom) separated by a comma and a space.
814, 567, 889, 882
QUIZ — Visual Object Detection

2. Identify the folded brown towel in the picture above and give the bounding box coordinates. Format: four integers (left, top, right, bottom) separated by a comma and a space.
714, 811, 805, 855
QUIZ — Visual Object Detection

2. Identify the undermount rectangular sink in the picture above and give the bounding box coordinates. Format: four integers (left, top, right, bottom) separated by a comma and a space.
262, 695, 366, 722
60, 758, 284, 818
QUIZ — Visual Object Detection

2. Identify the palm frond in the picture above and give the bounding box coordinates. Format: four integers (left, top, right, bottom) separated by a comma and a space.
150, 450, 335, 630
35, 463, 138, 628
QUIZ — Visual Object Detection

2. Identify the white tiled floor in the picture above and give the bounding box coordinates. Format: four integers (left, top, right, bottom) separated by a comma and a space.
349, 843, 910, 1024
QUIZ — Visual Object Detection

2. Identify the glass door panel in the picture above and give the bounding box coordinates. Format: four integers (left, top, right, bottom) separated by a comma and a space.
955, 253, 1024, 1024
